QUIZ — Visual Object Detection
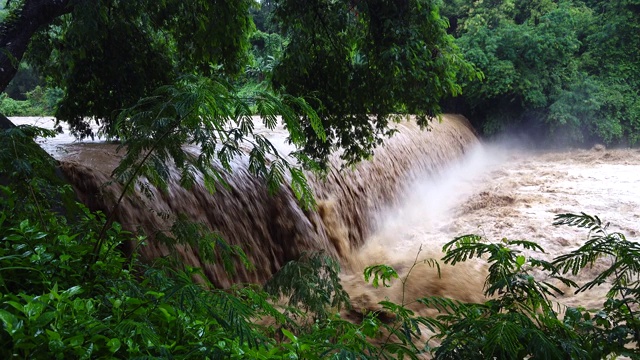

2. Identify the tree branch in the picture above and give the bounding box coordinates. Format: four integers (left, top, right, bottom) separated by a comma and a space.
0, 0, 73, 93
0, 113, 15, 129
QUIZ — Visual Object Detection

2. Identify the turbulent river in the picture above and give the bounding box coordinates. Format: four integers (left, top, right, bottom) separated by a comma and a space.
12, 115, 640, 318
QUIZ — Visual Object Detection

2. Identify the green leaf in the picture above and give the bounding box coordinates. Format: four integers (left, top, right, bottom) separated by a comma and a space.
281, 328, 297, 343
61, 285, 83, 299
0, 309, 18, 334
68, 334, 84, 347
107, 338, 121, 353
364, 264, 399, 288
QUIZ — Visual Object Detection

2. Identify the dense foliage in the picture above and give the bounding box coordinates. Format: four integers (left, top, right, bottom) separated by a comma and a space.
269, 0, 480, 165
2, 1, 640, 359
25, 0, 254, 138
441, 0, 640, 146
2, 129, 639, 358
0, 0, 475, 166
5, 1, 640, 147
0, 86, 61, 116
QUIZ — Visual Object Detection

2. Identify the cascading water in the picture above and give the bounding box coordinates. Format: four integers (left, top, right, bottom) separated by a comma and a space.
30, 115, 481, 289
10, 114, 640, 355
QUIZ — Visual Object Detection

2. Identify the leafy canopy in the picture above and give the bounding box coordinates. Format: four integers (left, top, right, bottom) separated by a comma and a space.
27, 0, 255, 138
442, 0, 640, 146
21, 0, 478, 166
271, 0, 480, 165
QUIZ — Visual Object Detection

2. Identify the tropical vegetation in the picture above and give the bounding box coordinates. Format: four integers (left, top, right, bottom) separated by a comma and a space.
1, 0, 639, 358
440, 0, 640, 146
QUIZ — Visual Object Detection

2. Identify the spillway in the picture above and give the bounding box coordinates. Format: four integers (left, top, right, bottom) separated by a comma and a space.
36, 115, 479, 287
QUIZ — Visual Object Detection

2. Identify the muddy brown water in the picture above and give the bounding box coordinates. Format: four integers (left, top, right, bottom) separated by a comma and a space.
11, 116, 640, 316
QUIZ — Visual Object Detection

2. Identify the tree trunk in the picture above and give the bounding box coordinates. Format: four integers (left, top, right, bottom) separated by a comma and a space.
0, 0, 73, 94
0, 113, 15, 129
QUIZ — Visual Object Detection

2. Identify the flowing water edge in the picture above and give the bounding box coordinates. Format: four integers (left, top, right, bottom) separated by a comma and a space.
11, 116, 640, 319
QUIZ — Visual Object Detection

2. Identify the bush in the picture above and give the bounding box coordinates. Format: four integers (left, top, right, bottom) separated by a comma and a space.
357, 213, 640, 359
0, 86, 62, 117
25, 86, 64, 115
0, 93, 40, 116
412, 213, 640, 359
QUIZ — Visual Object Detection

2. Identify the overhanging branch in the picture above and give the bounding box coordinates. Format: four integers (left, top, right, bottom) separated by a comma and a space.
0, 0, 73, 93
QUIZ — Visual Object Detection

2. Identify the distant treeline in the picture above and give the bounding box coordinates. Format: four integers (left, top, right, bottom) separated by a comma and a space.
440, 0, 640, 146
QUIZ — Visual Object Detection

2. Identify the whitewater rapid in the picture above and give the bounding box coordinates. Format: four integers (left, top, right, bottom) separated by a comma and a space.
353, 143, 640, 313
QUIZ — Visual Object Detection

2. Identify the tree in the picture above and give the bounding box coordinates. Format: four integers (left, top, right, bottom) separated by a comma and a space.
0, 0, 475, 290
441, 0, 640, 146
1, 0, 475, 165
0, 0, 71, 97
0, 1, 254, 129
25, 0, 254, 138
271, 0, 479, 165
0, 0, 64, 131
446, 0, 589, 139
577, 0, 640, 145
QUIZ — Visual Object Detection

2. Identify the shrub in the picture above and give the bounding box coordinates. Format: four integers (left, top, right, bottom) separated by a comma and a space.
0, 93, 39, 116
412, 213, 639, 359
0, 86, 62, 117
